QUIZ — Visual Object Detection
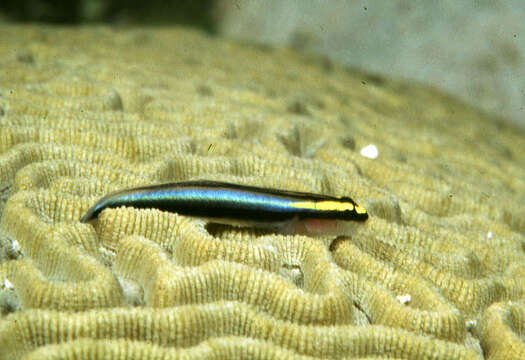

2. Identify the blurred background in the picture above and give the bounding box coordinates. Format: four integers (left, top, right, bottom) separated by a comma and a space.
1, 0, 523, 128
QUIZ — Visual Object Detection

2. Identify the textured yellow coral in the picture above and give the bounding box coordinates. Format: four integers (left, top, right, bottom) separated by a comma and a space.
0, 24, 524, 359
476, 301, 525, 360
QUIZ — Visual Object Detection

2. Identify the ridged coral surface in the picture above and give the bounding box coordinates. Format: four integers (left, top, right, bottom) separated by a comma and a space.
0, 25, 524, 359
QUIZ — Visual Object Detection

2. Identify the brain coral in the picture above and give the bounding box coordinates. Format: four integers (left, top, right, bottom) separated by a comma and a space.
0, 24, 524, 360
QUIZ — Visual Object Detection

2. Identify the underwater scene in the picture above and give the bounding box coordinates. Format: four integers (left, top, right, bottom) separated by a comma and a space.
0, 2, 524, 359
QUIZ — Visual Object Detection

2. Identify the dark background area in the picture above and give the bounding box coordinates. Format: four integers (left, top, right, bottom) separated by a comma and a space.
0, 0, 217, 31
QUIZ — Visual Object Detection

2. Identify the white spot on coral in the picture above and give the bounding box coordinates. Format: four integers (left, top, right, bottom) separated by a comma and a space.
12, 240, 20, 252
397, 294, 411, 304
360, 144, 378, 159
2, 279, 14, 290
99, 246, 116, 263
116, 276, 144, 306
487, 231, 493, 239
